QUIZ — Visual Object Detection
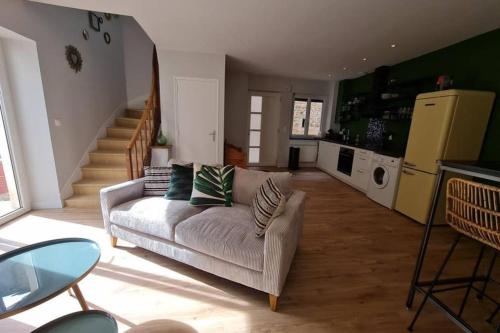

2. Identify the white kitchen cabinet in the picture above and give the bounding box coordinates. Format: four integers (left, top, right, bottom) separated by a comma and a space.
317, 140, 374, 193
351, 150, 372, 191
317, 141, 340, 175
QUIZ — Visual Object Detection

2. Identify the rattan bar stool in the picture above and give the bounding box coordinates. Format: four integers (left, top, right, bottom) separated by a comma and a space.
408, 178, 500, 332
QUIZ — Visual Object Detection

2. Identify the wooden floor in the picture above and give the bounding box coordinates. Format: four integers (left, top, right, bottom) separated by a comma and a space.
0, 169, 498, 332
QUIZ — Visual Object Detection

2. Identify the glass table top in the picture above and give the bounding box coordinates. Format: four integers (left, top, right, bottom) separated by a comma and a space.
32, 310, 117, 333
0, 238, 100, 318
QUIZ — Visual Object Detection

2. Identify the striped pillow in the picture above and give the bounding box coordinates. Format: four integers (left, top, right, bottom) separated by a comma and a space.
143, 166, 171, 196
251, 177, 286, 237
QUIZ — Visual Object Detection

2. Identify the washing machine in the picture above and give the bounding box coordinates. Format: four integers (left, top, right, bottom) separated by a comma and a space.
366, 153, 402, 209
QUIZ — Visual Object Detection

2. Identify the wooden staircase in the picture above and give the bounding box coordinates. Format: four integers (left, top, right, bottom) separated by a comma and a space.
64, 109, 144, 208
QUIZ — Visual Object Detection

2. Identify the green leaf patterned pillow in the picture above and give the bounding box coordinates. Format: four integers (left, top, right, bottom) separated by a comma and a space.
190, 165, 235, 207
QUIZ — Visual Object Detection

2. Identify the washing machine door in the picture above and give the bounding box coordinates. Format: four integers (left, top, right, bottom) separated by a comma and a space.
372, 164, 389, 189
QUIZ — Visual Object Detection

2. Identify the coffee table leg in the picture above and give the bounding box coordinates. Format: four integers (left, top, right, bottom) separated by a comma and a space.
71, 284, 89, 311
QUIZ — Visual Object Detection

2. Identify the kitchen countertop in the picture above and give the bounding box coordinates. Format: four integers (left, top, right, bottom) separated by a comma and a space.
319, 138, 404, 158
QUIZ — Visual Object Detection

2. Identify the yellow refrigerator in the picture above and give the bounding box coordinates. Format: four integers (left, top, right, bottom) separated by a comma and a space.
395, 89, 495, 224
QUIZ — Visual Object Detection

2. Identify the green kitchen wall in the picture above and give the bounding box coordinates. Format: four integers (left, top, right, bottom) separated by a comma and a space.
337, 28, 500, 161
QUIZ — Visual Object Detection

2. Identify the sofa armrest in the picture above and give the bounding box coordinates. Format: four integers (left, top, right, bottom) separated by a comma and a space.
100, 178, 145, 233
263, 190, 306, 296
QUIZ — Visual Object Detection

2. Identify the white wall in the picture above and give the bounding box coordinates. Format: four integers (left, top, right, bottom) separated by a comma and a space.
158, 49, 225, 164
225, 72, 331, 167
121, 16, 154, 108
0, 0, 128, 206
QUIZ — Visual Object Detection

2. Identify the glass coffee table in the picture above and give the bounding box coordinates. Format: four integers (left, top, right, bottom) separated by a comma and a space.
0, 238, 100, 319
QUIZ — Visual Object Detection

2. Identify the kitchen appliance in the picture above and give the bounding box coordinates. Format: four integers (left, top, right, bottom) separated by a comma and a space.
337, 147, 354, 176
367, 153, 402, 209
394, 90, 495, 224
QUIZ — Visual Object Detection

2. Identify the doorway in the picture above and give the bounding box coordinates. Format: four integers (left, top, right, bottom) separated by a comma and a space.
248, 92, 281, 166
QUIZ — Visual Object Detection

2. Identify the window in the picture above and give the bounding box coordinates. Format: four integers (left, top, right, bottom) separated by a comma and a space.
291, 96, 325, 138
248, 96, 262, 163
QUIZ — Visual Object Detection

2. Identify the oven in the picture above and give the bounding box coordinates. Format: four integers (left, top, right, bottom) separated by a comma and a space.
337, 147, 354, 176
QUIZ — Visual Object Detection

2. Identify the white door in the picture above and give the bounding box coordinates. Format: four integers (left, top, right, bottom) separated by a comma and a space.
248, 93, 280, 166
174, 77, 219, 165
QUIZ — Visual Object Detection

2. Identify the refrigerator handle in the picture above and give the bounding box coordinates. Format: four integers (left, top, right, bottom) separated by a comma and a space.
403, 161, 416, 167
402, 169, 415, 176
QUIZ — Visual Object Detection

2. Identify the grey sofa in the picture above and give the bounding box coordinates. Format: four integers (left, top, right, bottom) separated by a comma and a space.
100, 172, 305, 311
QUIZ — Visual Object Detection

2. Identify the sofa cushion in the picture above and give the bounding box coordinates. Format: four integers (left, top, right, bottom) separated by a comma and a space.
166, 164, 194, 200
232, 167, 292, 205
174, 204, 265, 271
110, 197, 205, 241
190, 164, 235, 207
252, 177, 286, 237
143, 166, 171, 196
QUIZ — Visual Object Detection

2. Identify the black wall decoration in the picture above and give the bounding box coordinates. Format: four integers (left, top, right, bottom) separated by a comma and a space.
104, 32, 111, 44
88, 11, 103, 32
86, 11, 115, 46
65, 45, 83, 73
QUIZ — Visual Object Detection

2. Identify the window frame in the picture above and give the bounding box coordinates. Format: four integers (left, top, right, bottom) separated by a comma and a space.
248, 95, 263, 165
290, 95, 326, 139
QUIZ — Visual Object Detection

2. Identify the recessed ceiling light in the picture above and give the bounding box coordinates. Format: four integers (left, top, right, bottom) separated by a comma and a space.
327, 73, 332, 78
391, 44, 397, 48
362, 58, 367, 61
343, 67, 348, 71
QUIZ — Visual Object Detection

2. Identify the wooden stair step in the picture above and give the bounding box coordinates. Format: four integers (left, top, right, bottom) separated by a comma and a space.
107, 126, 136, 139
81, 163, 128, 181
126, 109, 144, 119
115, 117, 140, 128
89, 149, 127, 165
65, 194, 101, 208
97, 138, 129, 150
72, 179, 118, 195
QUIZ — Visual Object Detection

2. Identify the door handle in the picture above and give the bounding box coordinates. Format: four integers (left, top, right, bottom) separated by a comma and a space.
209, 130, 216, 142
403, 161, 416, 167
402, 169, 415, 176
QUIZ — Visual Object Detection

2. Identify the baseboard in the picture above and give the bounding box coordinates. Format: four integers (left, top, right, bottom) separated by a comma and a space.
60, 103, 127, 200
299, 162, 317, 168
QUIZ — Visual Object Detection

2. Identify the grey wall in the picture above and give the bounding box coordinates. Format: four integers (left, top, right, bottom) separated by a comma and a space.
0, 0, 127, 203
224, 71, 249, 149
122, 16, 154, 108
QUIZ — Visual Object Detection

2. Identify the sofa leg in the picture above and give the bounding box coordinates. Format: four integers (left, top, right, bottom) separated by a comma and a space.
110, 236, 118, 248
269, 294, 279, 311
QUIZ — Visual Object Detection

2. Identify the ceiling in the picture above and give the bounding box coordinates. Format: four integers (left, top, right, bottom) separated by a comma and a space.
32, 0, 500, 80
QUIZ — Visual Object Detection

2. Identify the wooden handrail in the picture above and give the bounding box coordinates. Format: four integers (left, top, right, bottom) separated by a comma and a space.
125, 46, 161, 180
